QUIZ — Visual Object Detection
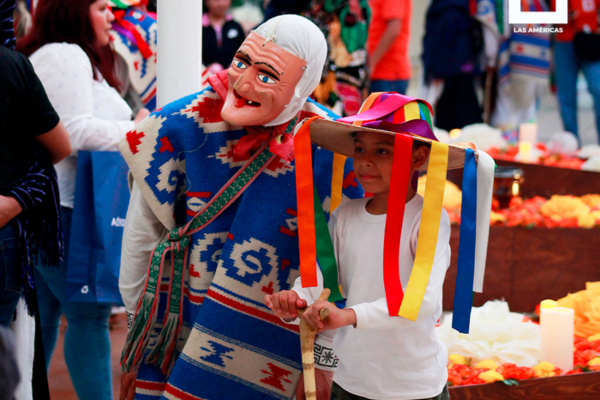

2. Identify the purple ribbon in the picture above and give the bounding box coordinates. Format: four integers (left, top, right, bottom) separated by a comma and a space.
362, 119, 439, 142
111, 23, 136, 45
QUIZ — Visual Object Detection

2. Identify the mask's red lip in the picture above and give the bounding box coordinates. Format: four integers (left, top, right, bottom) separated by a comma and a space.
233, 90, 261, 108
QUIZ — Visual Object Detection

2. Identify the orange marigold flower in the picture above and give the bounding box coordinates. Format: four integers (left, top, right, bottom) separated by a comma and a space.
565, 369, 583, 375
575, 349, 598, 367
497, 363, 518, 378
516, 366, 535, 380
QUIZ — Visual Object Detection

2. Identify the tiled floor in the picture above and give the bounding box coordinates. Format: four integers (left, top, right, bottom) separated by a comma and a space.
47, 313, 128, 400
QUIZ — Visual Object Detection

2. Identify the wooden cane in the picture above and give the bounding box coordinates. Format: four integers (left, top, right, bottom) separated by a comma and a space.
297, 288, 331, 400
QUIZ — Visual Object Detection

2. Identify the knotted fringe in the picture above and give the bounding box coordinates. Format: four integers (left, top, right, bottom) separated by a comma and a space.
146, 312, 183, 375
121, 292, 158, 372
146, 244, 187, 375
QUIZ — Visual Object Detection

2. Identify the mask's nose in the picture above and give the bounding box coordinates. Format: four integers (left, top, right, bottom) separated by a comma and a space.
234, 70, 254, 95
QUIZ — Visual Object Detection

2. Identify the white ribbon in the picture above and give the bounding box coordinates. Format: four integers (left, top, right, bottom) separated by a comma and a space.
473, 150, 495, 293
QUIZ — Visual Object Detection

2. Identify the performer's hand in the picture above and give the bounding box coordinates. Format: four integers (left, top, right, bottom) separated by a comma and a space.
295, 368, 334, 400
119, 370, 137, 400
264, 290, 307, 321
301, 300, 356, 333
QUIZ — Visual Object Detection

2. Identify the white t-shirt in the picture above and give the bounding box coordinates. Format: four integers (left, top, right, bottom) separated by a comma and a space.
292, 195, 450, 400
30, 43, 135, 208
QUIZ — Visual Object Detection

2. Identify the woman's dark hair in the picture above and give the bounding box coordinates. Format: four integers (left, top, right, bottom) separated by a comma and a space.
16, 0, 121, 91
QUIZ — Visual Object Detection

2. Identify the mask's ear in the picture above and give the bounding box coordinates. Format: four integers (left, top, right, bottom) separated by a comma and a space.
412, 144, 430, 170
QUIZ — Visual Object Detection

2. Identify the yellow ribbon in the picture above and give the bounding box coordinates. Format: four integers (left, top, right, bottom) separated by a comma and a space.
404, 101, 421, 121
399, 141, 448, 320
330, 154, 347, 213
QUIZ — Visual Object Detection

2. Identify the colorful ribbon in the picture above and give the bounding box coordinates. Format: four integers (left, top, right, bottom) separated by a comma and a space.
399, 141, 448, 320
295, 117, 343, 297
362, 119, 438, 141
330, 154, 347, 213
112, 11, 153, 59
474, 150, 495, 293
338, 95, 433, 127
452, 149, 477, 333
294, 117, 321, 288
313, 187, 343, 302
383, 134, 414, 316
351, 92, 384, 126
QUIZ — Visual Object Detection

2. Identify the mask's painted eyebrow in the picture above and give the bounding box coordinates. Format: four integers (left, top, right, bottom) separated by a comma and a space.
255, 62, 281, 77
236, 51, 252, 63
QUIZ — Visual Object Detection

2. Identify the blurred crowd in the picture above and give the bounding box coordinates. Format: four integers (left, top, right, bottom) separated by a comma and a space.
1, 0, 599, 398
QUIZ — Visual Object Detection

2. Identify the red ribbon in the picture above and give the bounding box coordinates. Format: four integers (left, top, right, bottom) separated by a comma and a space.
114, 11, 153, 59
383, 134, 413, 316
233, 127, 295, 163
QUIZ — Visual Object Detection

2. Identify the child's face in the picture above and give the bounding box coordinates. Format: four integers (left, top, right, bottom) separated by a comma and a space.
352, 131, 430, 195
352, 131, 395, 195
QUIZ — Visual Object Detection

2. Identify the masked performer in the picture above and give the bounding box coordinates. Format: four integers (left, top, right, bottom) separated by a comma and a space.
118, 15, 362, 400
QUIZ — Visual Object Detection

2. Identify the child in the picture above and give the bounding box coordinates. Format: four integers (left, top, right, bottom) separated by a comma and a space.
265, 131, 451, 400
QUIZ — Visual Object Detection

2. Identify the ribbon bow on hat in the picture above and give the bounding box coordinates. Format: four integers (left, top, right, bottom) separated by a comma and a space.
293, 92, 496, 334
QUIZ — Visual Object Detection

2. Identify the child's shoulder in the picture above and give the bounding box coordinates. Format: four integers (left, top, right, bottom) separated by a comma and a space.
330, 197, 368, 222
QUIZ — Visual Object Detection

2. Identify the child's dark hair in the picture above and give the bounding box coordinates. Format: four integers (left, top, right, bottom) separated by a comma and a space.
412, 140, 431, 150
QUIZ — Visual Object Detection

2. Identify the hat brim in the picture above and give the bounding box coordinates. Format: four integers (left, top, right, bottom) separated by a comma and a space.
306, 118, 475, 171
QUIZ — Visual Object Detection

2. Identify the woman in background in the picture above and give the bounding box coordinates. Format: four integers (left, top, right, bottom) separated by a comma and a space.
16, 0, 148, 398
202, 0, 246, 74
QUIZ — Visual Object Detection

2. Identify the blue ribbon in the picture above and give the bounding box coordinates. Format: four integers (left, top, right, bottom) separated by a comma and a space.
452, 149, 477, 333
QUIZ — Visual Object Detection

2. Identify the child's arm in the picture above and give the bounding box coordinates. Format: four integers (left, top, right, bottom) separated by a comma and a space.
305, 215, 451, 331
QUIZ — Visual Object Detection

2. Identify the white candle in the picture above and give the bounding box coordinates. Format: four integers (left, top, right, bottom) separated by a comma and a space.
519, 122, 537, 144
157, 0, 203, 108
540, 307, 574, 372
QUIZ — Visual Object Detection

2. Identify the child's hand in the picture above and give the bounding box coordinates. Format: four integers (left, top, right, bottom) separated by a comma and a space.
302, 300, 357, 333
264, 290, 307, 321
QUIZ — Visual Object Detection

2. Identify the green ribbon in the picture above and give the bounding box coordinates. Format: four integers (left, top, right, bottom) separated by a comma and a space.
313, 186, 343, 302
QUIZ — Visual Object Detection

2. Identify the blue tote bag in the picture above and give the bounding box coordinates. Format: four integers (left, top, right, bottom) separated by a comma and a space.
66, 151, 130, 303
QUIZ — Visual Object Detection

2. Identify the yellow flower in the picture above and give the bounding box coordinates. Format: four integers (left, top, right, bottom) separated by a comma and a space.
578, 213, 596, 229
588, 357, 600, 366
478, 370, 505, 383
490, 210, 506, 224
448, 354, 468, 366
540, 195, 590, 220
474, 360, 499, 371
533, 362, 556, 377
417, 177, 462, 210
588, 333, 600, 342
581, 194, 600, 208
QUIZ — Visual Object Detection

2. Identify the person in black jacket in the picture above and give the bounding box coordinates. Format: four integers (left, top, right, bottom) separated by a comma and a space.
202, 0, 245, 74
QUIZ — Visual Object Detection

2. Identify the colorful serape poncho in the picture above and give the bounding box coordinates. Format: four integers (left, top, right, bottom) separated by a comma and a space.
497, 0, 551, 86
110, 7, 157, 110
119, 85, 362, 399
